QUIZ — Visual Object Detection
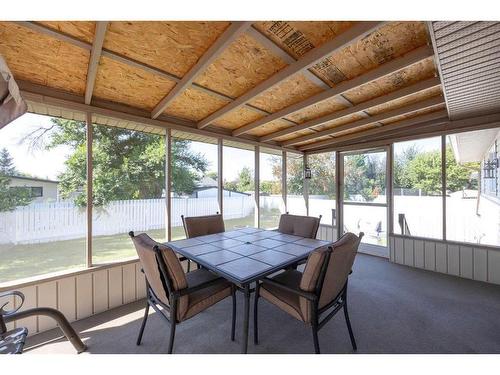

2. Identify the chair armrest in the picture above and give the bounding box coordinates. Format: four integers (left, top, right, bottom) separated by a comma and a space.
0, 291, 25, 317
174, 277, 227, 297
261, 278, 317, 301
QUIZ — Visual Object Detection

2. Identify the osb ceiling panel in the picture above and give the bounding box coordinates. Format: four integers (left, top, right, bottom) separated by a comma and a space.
294, 134, 333, 147
316, 22, 429, 84
163, 87, 229, 121
314, 113, 366, 132
331, 122, 377, 138
253, 21, 355, 59
0, 22, 89, 95
274, 128, 316, 142
194, 33, 288, 98
103, 21, 230, 78
36, 21, 96, 43
93, 56, 176, 110
365, 85, 442, 116
285, 96, 348, 124
343, 57, 437, 104
253, 21, 429, 87
214, 106, 264, 130
248, 72, 324, 113
246, 119, 292, 137
380, 104, 446, 125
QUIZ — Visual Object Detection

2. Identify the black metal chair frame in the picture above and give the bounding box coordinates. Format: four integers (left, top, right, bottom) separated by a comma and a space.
131, 234, 236, 354
253, 246, 357, 354
0, 290, 86, 354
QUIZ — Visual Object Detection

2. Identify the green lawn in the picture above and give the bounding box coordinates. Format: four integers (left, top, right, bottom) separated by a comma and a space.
0, 213, 280, 283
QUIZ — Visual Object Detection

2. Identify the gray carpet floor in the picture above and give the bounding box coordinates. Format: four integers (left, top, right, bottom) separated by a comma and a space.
25, 254, 500, 354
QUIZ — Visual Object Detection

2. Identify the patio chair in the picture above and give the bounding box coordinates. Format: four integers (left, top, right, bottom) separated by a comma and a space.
253, 232, 363, 354
129, 231, 236, 354
278, 213, 322, 239
181, 212, 225, 238
181, 213, 225, 270
0, 291, 86, 354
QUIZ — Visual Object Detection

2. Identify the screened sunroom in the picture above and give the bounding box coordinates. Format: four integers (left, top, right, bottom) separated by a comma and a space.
0, 18, 499, 355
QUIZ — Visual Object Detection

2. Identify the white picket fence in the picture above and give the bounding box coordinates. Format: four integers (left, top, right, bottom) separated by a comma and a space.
0, 196, 254, 245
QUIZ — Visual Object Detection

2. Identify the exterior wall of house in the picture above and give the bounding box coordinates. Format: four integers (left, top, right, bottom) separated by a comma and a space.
8, 177, 58, 203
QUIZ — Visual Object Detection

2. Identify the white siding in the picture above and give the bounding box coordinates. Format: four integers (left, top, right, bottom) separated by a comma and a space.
390, 234, 500, 284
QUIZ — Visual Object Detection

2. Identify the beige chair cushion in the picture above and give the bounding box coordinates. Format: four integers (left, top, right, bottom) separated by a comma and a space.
278, 214, 321, 239
260, 270, 305, 322
181, 269, 232, 321
318, 233, 361, 309
182, 214, 225, 238
131, 233, 189, 318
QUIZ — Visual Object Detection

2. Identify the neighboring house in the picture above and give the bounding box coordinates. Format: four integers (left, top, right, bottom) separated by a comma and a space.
8, 175, 59, 203
449, 128, 500, 245
449, 128, 500, 201
184, 176, 250, 198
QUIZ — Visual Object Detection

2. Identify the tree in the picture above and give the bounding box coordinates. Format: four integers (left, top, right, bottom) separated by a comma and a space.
237, 166, 254, 192
40, 118, 209, 207
0, 149, 33, 211
394, 144, 419, 188
0, 148, 17, 176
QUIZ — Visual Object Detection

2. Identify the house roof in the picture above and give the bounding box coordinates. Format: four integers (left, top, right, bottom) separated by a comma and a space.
9, 175, 59, 184
448, 128, 500, 163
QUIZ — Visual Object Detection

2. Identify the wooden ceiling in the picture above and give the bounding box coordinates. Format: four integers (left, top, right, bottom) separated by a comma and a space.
0, 21, 449, 152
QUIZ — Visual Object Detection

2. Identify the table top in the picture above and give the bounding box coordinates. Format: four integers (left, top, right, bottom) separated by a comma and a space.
165, 228, 331, 285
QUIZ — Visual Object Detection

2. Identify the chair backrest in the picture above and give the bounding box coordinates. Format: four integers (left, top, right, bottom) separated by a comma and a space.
317, 232, 363, 309
277, 213, 321, 238
129, 232, 188, 308
182, 213, 225, 238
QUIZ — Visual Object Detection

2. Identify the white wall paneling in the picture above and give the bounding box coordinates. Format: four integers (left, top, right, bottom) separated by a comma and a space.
390, 234, 500, 284
1, 260, 143, 336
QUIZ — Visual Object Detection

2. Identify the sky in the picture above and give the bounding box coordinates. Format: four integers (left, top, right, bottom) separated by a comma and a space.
0, 113, 71, 180
0, 113, 277, 182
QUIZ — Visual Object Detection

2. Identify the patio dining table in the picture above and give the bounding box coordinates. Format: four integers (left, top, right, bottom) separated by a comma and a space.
165, 227, 330, 353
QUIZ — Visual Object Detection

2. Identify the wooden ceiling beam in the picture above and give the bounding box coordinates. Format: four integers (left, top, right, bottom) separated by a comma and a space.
151, 22, 252, 119
260, 77, 441, 142
85, 22, 108, 105
301, 110, 449, 152
197, 22, 385, 129
283, 95, 445, 147
233, 44, 434, 137
310, 111, 500, 154
17, 80, 302, 154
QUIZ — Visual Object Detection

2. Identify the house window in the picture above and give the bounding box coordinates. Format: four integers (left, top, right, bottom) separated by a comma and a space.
223, 141, 255, 229
30, 186, 43, 197
393, 137, 443, 239
446, 128, 500, 246
259, 148, 284, 229
92, 124, 166, 263
286, 153, 306, 215
308, 152, 336, 225
0, 113, 87, 283
170, 133, 218, 240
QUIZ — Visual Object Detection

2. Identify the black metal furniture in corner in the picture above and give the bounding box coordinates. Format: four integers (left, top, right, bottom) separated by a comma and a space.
0, 290, 86, 354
